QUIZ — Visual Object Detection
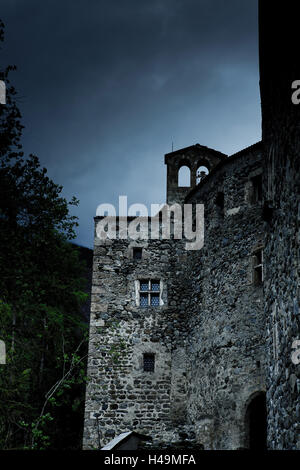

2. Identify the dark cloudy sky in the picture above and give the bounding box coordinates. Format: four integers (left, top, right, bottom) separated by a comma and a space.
1, 0, 260, 248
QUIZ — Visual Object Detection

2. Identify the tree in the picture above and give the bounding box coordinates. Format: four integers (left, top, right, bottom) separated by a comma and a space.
0, 19, 90, 449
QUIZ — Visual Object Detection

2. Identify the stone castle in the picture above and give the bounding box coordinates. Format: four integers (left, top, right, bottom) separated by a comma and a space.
83, 1, 299, 450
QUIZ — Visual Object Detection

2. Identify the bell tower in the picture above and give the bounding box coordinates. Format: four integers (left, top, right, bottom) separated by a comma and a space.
164, 143, 227, 205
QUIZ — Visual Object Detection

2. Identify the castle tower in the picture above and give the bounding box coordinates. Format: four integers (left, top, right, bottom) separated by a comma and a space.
259, 0, 300, 450
83, 139, 267, 450
82, 144, 228, 449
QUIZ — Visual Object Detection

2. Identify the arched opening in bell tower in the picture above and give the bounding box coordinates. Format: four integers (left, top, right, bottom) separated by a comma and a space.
178, 165, 191, 187
196, 165, 209, 184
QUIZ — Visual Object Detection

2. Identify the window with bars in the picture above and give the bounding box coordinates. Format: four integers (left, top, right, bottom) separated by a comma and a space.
253, 248, 263, 285
138, 279, 161, 307
143, 353, 155, 372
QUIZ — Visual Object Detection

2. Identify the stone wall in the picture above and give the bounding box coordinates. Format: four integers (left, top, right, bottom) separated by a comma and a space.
259, 1, 300, 450
83, 1, 300, 451
83, 142, 268, 450
83, 219, 192, 449
262, 148, 300, 449
184, 144, 265, 449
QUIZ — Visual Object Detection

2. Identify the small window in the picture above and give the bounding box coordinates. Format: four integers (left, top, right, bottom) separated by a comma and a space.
253, 248, 263, 285
133, 247, 142, 260
251, 175, 262, 204
138, 280, 161, 307
143, 353, 155, 372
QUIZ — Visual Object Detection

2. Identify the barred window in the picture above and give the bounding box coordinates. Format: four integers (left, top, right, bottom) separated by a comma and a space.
138, 280, 161, 307
143, 353, 155, 372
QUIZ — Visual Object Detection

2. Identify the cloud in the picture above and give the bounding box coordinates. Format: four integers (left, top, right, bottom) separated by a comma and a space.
1, 0, 260, 247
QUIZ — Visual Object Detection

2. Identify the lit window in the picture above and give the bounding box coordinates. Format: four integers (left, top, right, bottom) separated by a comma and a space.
143, 353, 155, 372
138, 280, 161, 307
253, 248, 263, 285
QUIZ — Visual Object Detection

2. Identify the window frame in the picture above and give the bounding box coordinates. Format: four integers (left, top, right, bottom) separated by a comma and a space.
137, 279, 162, 307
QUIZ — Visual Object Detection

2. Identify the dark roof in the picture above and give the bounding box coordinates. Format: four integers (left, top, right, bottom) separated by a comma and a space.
164, 143, 227, 163
228, 141, 262, 160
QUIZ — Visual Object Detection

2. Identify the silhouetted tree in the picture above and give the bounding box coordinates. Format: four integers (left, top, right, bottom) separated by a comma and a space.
0, 19, 89, 449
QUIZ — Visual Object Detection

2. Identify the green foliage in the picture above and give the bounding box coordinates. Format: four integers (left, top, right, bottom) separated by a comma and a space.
0, 19, 89, 449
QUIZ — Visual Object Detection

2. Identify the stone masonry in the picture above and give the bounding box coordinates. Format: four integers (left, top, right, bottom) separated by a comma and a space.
184, 143, 265, 449
259, 0, 300, 450
83, 1, 300, 449
83, 142, 266, 450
